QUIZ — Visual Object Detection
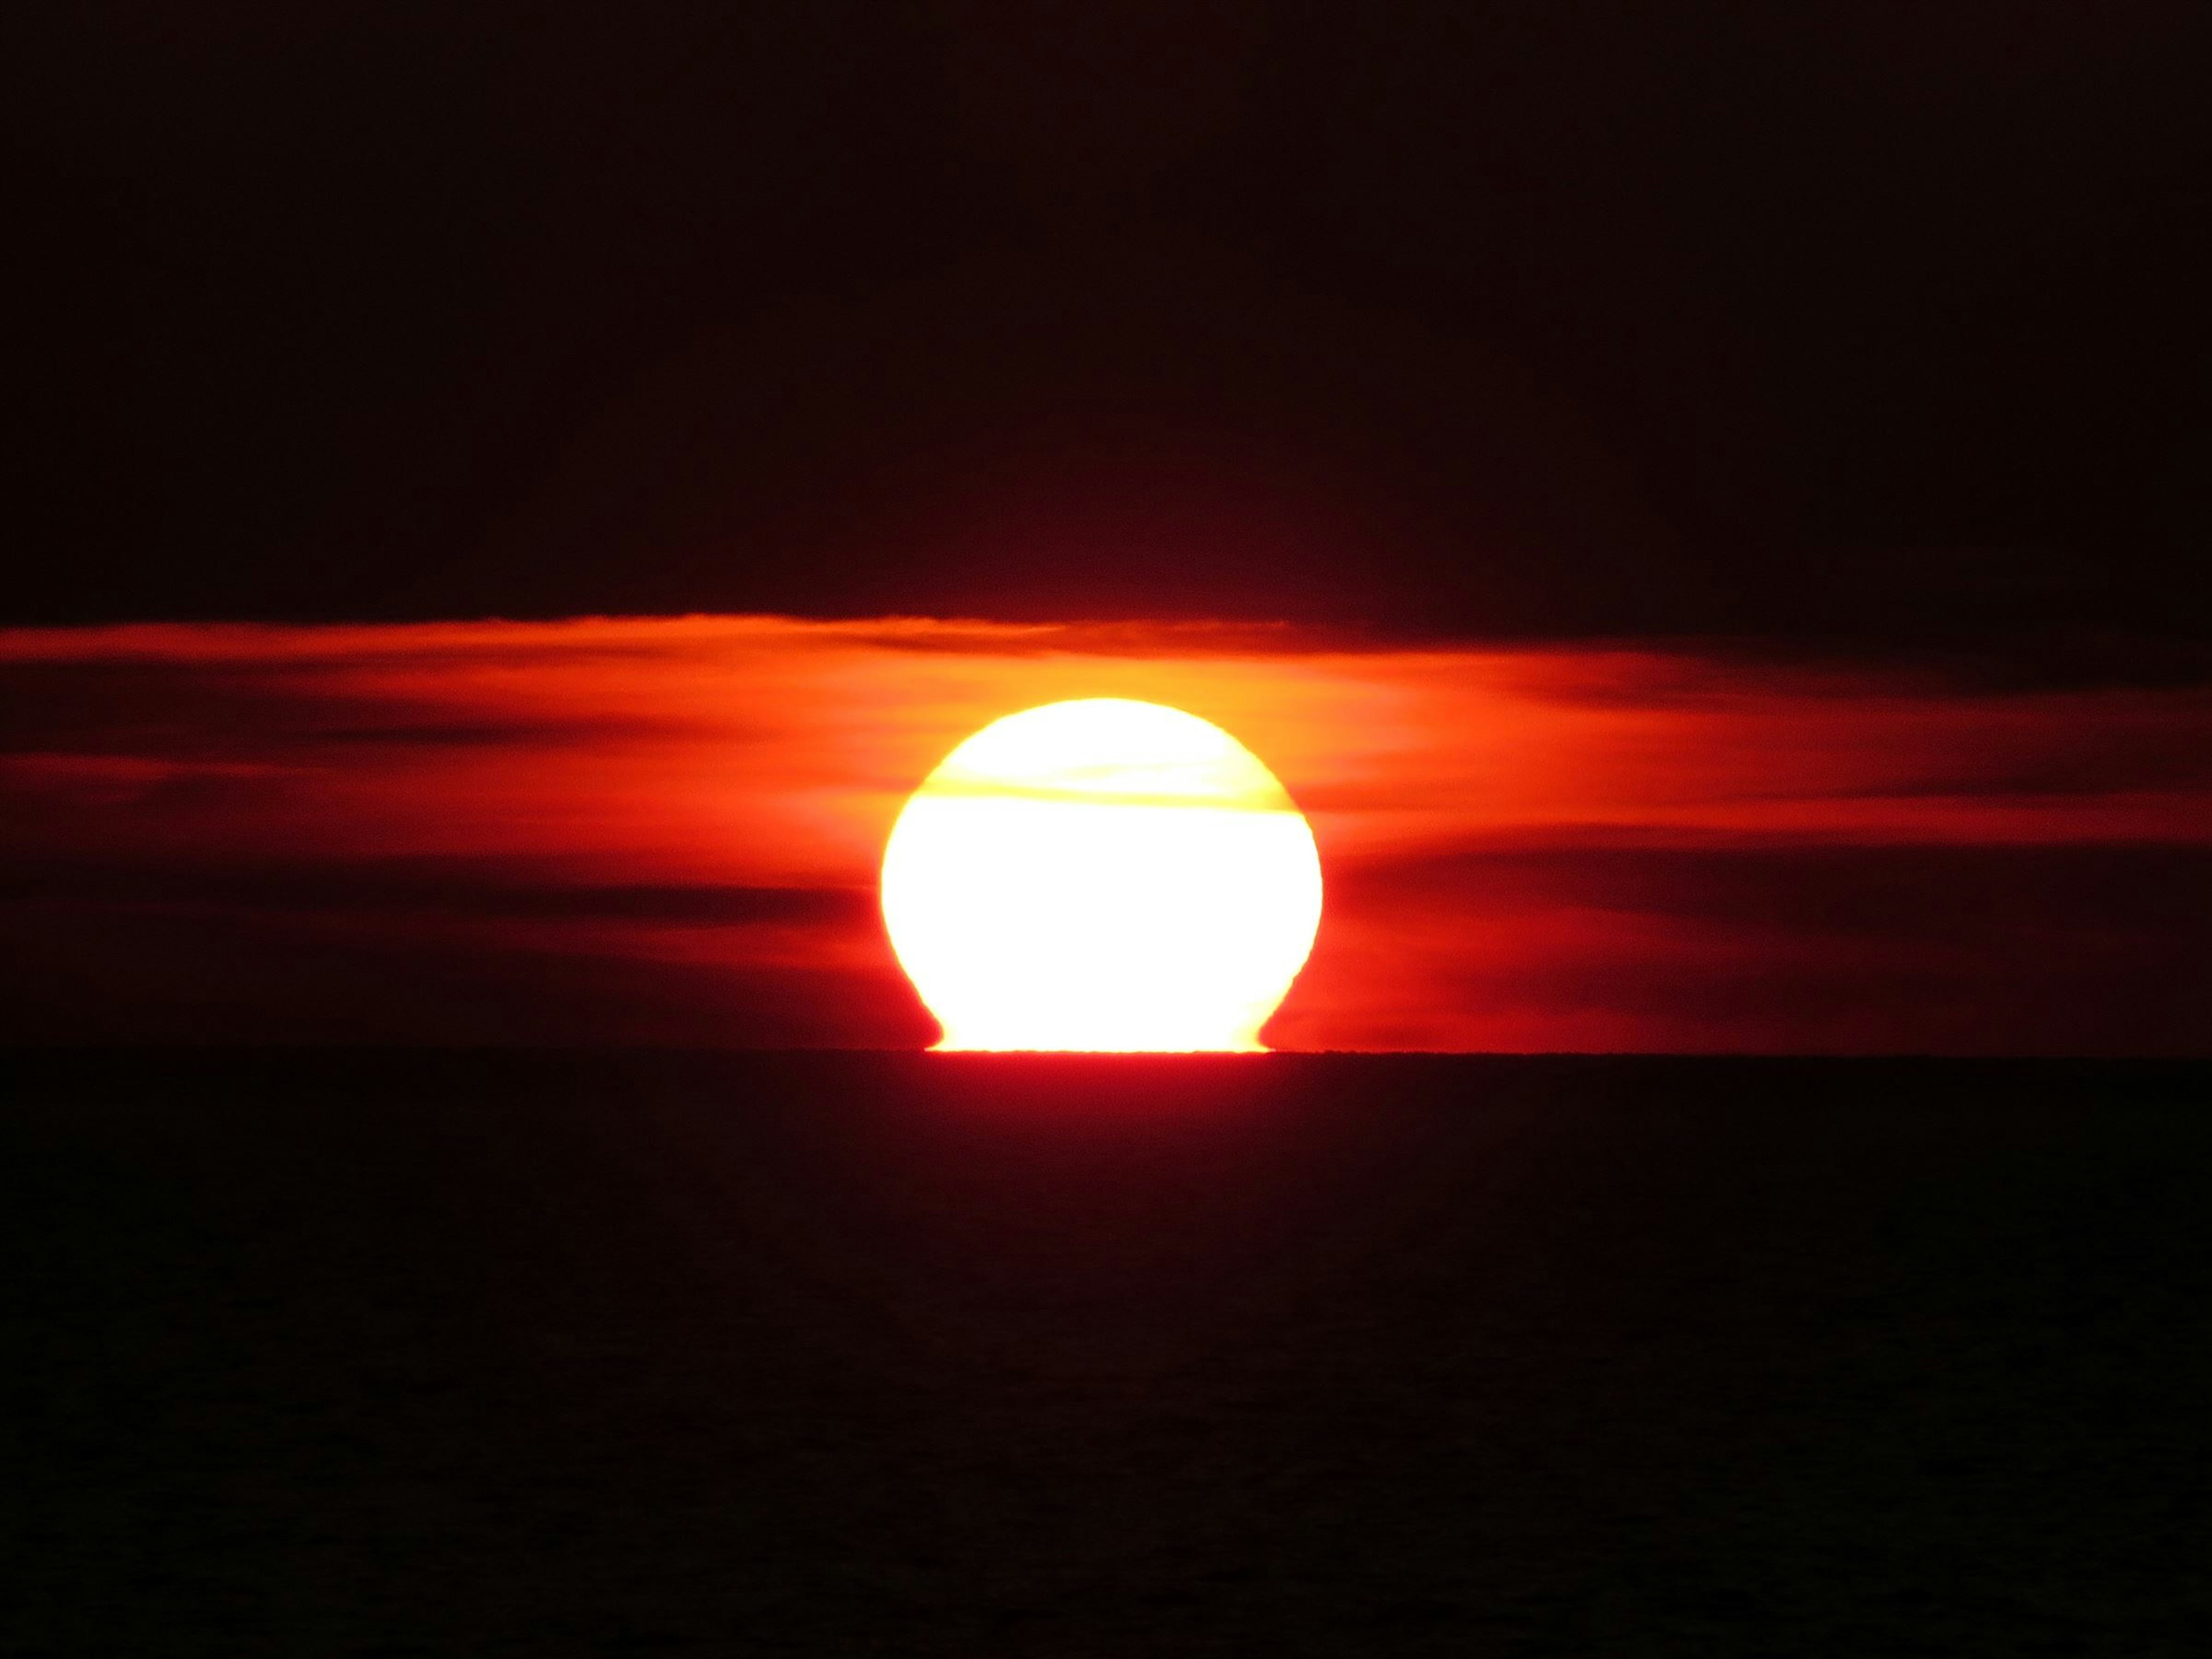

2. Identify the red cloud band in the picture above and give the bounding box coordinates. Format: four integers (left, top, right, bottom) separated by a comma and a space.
3, 617, 2208, 1052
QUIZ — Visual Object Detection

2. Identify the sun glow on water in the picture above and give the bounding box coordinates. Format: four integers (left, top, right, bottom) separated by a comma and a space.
880, 699, 1323, 1051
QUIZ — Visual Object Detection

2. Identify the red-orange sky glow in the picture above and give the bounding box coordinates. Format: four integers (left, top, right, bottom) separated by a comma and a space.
4, 616, 2208, 1052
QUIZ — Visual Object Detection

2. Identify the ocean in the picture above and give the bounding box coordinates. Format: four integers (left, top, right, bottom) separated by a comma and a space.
5, 1051, 2207, 1655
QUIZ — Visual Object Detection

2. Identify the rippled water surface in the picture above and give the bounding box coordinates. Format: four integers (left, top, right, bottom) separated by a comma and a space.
6, 1051, 2208, 1656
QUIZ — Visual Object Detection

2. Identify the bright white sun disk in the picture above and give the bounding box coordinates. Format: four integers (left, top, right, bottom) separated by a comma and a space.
880, 699, 1323, 1051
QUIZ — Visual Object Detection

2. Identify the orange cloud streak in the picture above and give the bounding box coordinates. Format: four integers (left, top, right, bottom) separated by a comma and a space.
3, 617, 2209, 1051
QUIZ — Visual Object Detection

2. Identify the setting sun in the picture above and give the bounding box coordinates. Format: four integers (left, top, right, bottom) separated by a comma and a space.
880, 699, 1323, 1051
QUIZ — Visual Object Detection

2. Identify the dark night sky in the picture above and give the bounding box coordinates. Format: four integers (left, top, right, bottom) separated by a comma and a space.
8, 1, 2209, 656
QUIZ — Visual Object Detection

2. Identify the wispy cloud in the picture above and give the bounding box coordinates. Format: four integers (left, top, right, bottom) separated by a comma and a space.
3, 616, 2207, 1051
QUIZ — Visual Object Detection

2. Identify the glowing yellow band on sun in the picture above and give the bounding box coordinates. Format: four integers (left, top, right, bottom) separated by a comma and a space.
881, 699, 1323, 1051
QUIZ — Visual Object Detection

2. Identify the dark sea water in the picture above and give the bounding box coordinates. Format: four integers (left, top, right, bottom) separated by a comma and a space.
4, 1051, 2209, 1656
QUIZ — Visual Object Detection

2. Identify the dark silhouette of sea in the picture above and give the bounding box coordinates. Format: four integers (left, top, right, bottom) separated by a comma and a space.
5, 1051, 2207, 1656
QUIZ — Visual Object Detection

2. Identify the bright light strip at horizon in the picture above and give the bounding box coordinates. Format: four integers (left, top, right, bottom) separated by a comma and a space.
880, 699, 1324, 1051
